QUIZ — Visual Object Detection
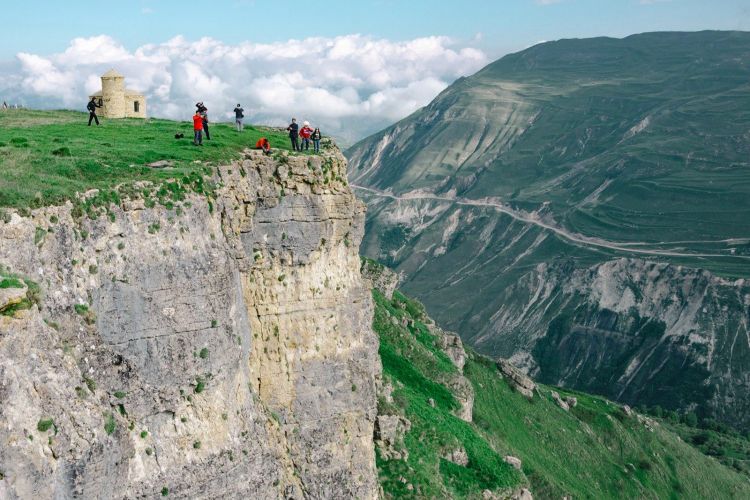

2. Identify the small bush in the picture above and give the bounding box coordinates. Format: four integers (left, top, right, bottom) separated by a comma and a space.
140, 430, 148, 439
199, 348, 209, 359
161, 487, 169, 496
193, 440, 201, 449
104, 413, 116, 435
37, 418, 55, 433
114, 391, 126, 399
194, 377, 206, 394
52, 147, 72, 157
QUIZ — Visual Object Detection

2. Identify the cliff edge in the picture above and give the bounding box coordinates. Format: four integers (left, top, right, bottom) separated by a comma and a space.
0, 148, 380, 498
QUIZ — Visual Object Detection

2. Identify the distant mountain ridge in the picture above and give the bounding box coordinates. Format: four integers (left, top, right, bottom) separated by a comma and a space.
346, 31, 750, 429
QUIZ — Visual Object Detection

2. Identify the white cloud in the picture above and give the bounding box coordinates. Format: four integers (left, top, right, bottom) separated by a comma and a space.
2, 34, 488, 143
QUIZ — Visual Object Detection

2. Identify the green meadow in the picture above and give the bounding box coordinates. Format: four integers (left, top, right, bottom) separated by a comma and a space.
0, 109, 297, 209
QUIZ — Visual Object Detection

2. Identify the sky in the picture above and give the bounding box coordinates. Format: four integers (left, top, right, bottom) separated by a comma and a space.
1, 0, 748, 143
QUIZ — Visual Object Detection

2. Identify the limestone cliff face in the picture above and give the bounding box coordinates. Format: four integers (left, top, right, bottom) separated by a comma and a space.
0, 149, 380, 499
485, 258, 750, 428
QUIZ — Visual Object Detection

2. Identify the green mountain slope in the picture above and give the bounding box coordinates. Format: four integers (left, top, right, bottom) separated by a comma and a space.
346, 31, 750, 429
369, 261, 750, 499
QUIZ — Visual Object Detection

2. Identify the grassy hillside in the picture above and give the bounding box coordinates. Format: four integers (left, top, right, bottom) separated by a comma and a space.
372, 278, 750, 499
0, 109, 297, 209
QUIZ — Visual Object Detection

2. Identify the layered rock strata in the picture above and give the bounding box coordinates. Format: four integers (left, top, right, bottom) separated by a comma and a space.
0, 149, 380, 499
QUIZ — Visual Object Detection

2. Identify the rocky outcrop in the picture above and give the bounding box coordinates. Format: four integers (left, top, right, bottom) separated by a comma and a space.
374, 415, 411, 461
551, 391, 569, 411
498, 359, 536, 399
435, 328, 467, 373
0, 148, 379, 498
443, 447, 469, 467
360, 258, 400, 300
503, 456, 523, 470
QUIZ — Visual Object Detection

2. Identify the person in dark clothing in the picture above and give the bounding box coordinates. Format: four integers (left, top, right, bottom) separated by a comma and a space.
87, 97, 101, 126
287, 118, 300, 151
311, 127, 322, 153
199, 106, 210, 140
233, 104, 244, 132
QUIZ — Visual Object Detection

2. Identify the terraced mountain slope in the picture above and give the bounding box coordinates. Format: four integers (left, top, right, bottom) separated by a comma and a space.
346, 31, 750, 429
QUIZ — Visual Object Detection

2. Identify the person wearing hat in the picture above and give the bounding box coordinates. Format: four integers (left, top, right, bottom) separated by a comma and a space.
287, 118, 300, 151
300, 121, 313, 151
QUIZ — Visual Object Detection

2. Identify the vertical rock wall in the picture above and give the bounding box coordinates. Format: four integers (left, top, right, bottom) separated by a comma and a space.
0, 148, 379, 499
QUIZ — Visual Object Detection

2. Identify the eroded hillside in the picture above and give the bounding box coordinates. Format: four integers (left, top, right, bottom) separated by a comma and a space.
347, 31, 750, 428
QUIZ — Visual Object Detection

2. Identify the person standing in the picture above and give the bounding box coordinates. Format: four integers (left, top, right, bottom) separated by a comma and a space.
300, 121, 313, 151
193, 110, 204, 146
233, 104, 244, 132
311, 127, 322, 153
199, 106, 210, 140
287, 118, 300, 151
87, 97, 101, 126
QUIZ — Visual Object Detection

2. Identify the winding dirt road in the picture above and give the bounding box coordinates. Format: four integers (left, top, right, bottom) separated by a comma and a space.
352, 184, 750, 261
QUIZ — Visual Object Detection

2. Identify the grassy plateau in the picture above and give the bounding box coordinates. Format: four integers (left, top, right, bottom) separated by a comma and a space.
0, 109, 298, 209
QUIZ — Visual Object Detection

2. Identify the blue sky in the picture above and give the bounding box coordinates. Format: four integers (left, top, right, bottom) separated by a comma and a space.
1, 0, 748, 142
3, 0, 748, 59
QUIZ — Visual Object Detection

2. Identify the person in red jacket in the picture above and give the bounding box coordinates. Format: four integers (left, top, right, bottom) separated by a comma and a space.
255, 137, 271, 155
193, 111, 204, 146
299, 121, 313, 151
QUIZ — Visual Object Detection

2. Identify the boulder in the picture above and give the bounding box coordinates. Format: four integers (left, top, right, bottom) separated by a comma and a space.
447, 375, 474, 422
375, 415, 411, 461
435, 329, 466, 372
504, 455, 523, 470
443, 447, 469, 467
497, 359, 536, 399
551, 391, 569, 411
564, 396, 577, 408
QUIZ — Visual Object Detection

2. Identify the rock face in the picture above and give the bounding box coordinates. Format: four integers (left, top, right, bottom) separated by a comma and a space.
374, 415, 411, 461
498, 359, 536, 399
0, 149, 380, 498
551, 391, 569, 412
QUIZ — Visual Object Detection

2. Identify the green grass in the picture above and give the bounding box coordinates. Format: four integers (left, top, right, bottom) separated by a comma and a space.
373, 289, 523, 498
104, 413, 116, 435
372, 282, 750, 499
0, 270, 40, 317
0, 277, 24, 289
0, 109, 301, 209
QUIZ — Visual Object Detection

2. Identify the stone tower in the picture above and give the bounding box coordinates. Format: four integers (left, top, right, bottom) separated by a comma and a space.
88, 69, 146, 119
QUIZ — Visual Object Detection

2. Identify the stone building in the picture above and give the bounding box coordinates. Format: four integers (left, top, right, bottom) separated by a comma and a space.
88, 69, 146, 118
